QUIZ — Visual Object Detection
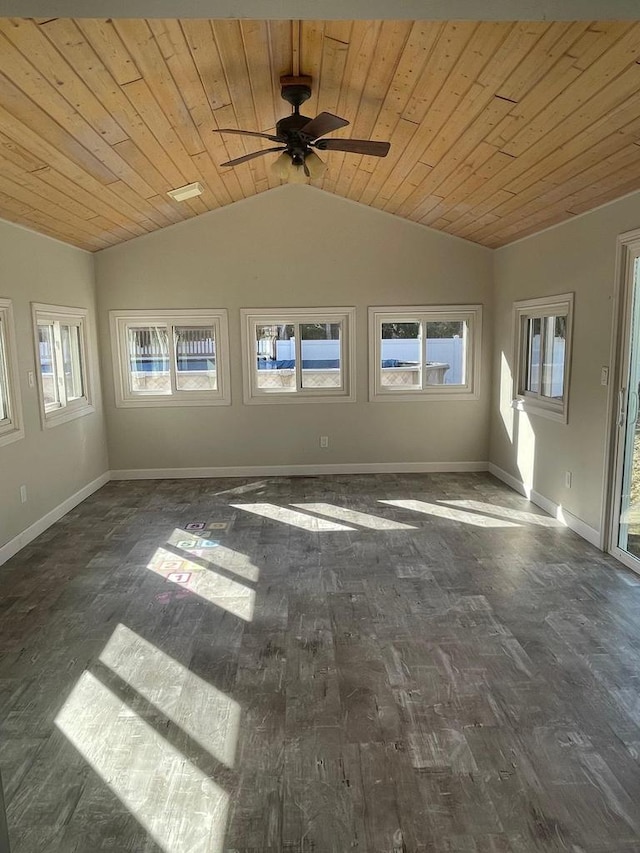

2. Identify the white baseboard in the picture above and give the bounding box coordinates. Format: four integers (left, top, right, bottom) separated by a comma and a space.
488, 463, 602, 549
0, 472, 110, 567
110, 461, 490, 480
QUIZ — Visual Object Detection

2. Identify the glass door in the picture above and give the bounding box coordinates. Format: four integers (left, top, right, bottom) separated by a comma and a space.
612, 246, 640, 565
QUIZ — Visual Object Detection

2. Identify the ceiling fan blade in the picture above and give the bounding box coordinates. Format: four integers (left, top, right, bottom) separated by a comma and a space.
315, 139, 391, 157
220, 147, 286, 167
299, 112, 349, 141
213, 128, 284, 143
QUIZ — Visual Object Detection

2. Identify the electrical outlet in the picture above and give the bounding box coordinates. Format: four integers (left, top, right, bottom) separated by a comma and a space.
600, 366, 609, 386
565, 471, 572, 489
20, 485, 27, 503
27, 370, 35, 388
320, 435, 329, 448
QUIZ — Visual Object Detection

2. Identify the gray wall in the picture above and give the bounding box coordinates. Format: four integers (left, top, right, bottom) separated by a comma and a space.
0, 220, 109, 550
490, 190, 640, 535
96, 185, 494, 473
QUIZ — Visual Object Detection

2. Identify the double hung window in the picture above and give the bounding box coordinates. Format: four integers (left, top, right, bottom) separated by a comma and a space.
241, 307, 356, 403
513, 293, 573, 422
369, 305, 482, 401
110, 309, 231, 407
33, 303, 93, 428
0, 298, 24, 446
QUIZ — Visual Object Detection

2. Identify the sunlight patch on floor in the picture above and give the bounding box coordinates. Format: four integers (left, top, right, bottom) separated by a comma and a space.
148, 547, 255, 621
55, 670, 229, 853
379, 499, 521, 528
291, 502, 417, 530
438, 499, 561, 527
230, 502, 355, 531
167, 531, 260, 583
100, 624, 240, 768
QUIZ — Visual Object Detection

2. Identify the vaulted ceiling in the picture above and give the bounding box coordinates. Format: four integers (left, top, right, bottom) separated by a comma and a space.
1, 17, 640, 251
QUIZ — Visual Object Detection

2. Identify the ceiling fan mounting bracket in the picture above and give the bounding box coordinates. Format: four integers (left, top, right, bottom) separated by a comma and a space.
280, 75, 312, 111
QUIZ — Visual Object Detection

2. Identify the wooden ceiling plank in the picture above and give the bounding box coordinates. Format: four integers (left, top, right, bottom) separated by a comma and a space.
505, 78, 640, 196
145, 19, 237, 201
355, 21, 444, 206
493, 21, 589, 102
477, 117, 640, 231
0, 156, 97, 222
313, 27, 351, 193
266, 20, 293, 188
211, 103, 260, 199
441, 60, 640, 235
299, 21, 324, 118
500, 23, 640, 158
381, 160, 432, 214
113, 18, 206, 157
0, 128, 47, 172
322, 20, 381, 194
486, 23, 630, 150
371, 22, 479, 207
357, 118, 421, 207
120, 78, 201, 186
568, 174, 640, 216
487, 56, 582, 150
87, 214, 144, 244
566, 21, 635, 71
106, 180, 182, 229
477, 146, 640, 244
241, 20, 281, 189
40, 18, 193, 196
31, 166, 149, 238
340, 20, 412, 199
179, 20, 244, 202
0, 198, 105, 250
211, 19, 271, 190
447, 189, 517, 239
75, 18, 142, 86
0, 64, 116, 185
0, 103, 154, 232
392, 95, 515, 220
0, 18, 128, 147
0, 171, 121, 244
0, 32, 160, 199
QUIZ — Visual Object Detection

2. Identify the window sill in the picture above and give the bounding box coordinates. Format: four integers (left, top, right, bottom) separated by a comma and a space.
115, 396, 231, 408
511, 397, 567, 424
243, 391, 355, 405
370, 389, 479, 403
0, 424, 25, 447
43, 403, 95, 429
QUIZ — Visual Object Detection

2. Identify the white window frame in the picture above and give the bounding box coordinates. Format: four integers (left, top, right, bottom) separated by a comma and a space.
0, 298, 24, 447
512, 292, 574, 424
241, 307, 356, 405
110, 309, 231, 408
368, 304, 482, 402
32, 302, 94, 429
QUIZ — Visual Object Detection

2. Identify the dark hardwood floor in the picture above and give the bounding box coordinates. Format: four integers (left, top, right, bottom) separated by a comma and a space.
1, 473, 640, 852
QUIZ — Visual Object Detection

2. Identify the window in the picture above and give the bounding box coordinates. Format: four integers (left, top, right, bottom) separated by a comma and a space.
0, 298, 24, 447
110, 309, 231, 407
241, 307, 356, 404
513, 293, 573, 423
32, 303, 94, 428
369, 305, 482, 401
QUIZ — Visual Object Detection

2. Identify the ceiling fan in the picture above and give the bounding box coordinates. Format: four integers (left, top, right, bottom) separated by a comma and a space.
212, 76, 391, 180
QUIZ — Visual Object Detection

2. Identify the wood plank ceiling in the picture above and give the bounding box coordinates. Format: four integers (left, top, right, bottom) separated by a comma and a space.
0, 18, 640, 251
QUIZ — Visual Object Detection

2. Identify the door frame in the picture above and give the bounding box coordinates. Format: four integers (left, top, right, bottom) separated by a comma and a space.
605, 227, 640, 573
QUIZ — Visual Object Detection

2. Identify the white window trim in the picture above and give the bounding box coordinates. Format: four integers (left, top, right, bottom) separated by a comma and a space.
368, 304, 482, 402
32, 302, 94, 429
512, 292, 574, 424
0, 298, 24, 447
110, 309, 231, 408
240, 307, 356, 405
